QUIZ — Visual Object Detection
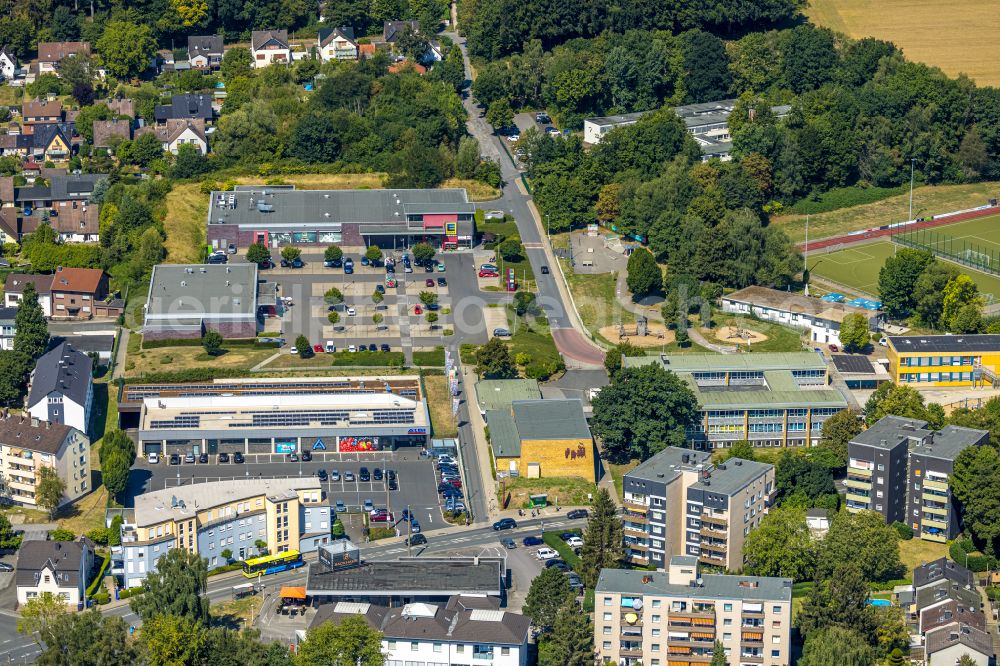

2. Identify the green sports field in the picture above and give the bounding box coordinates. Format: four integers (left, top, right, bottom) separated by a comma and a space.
811, 237, 1000, 303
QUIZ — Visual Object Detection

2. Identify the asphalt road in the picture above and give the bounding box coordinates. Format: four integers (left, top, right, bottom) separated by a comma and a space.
446, 32, 604, 367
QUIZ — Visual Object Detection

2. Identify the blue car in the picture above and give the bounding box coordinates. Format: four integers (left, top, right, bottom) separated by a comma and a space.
523, 536, 544, 546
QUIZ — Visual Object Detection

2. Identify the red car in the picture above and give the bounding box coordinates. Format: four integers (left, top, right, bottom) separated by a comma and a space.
479, 270, 499, 278
425, 278, 435, 287
447, 478, 462, 488
414, 305, 423, 315
313, 344, 324, 354
370, 512, 394, 523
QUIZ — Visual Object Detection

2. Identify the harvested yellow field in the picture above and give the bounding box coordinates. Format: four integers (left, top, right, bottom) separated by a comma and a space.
808, 0, 1000, 86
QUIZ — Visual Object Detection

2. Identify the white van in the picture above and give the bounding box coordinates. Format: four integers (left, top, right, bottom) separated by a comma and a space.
326, 341, 336, 353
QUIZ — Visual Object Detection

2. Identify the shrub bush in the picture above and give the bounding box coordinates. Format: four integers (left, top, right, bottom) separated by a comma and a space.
49, 529, 75, 541
891, 521, 913, 540
949, 537, 995, 572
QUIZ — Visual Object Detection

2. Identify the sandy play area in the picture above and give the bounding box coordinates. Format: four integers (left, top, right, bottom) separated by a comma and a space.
712, 325, 769, 345
600, 324, 676, 347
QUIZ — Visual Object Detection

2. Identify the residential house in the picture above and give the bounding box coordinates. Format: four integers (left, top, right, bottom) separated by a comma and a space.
136, 119, 208, 155
621, 447, 774, 570
153, 94, 215, 125
388, 61, 426, 75
0, 208, 18, 243
48, 266, 113, 321
21, 99, 63, 133
318, 27, 358, 61
187, 35, 224, 70
251, 30, 290, 68
105, 97, 136, 118
36, 42, 91, 76
309, 598, 530, 666
383, 20, 419, 44
845, 416, 988, 541
15, 539, 94, 607
4, 274, 51, 315
92, 119, 131, 149
595, 559, 793, 666
50, 173, 104, 203
27, 340, 94, 433
0, 415, 91, 508
0, 132, 31, 158
0, 306, 15, 350
49, 199, 99, 242
925, 624, 992, 665
29, 123, 73, 161
0, 46, 17, 80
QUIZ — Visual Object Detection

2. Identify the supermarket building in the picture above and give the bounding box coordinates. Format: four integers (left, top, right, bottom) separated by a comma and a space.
118, 376, 429, 456
207, 186, 476, 250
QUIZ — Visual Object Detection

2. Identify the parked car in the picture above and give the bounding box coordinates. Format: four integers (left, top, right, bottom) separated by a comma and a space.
493, 518, 517, 531
370, 512, 394, 523
414, 305, 423, 315
218, 452, 230, 463
535, 547, 559, 560
335, 500, 346, 512
361, 256, 371, 266
258, 260, 273, 269
364, 499, 374, 512
501, 537, 516, 549
199, 453, 208, 464
506, 134, 520, 142
347, 307, 356, 316
359, 467, 371, 481
0, 562, 13, 572
313, 344, 324, 354
380, 343, 391, 352
288, 453, 299, 462
523, 536, 543, 546
387, 469, 397, 481
546, 560, 570, 571
545, 127, 560, 136
425, 278, 435, 287
331, 469, 341, 481
436, 262, 446, 272
233, 452, 244, 463
289, 346, 298, 354
425, 263, 434, 273
368, 344, 377, 352
829, 343, 840, 352
410, 520, 422, 534
344, 471, 355, 481
388, 478, 398, 490
291, 258, 304, 268
169, 454, 180, 465
565, 536, 583, 548
373, 468, 383, 481
148, 452, 159, 464
317, 469, 328, 481
437, 277, 447, 286
344, 264, 354, 274
493, 328, 511, 337
302, 450, 312, 462
376, 284, 385, 294
407, 533, 427, 546
566, 509, 588, 520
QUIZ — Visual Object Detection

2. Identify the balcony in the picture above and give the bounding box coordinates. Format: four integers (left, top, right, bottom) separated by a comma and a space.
624, 539, 649, 551
619, 648, 642, 658
922, 516, 947, 530
700, 513, 728, 526
922, 503, 947, 515
623, 501, 648, 514
923, 478, 948, 492
739, 655, 764, 664
740, 632, 764, 644
622, 512, 648, 525
626, 552, 649, 566
699, 525, 726, 537
700, 539, 727, 551
699, 553, 727, 566
845, 477, 873, 490
624, 525, 649, 538
845, 489, 871, 502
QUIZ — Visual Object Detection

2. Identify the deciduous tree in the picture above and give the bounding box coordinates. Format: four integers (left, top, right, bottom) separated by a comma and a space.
411, 242, 436, 265
742, 506, 816, 580
818, 511, 904, 583
203, 330, 224, 356
799, 626, 876, 666
475, 338, 516, 379
952, 444, 1000, 555
96, 21, 158, 80
142, 614, 205, 666
591, 364, 700, 461
365, 246, 383, 264
130, 547, 210, 625
35, 466, 65, 519
297, 615, 385, 666
819, 409, 862, 470
625, 247, 661, 299
838, 313, 870, 351
14, 283, 49, 362
523, 567, 572, 631
878, 248, 934, 318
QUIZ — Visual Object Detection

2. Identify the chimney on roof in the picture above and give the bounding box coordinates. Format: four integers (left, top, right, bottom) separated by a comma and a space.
30, 417, 38, 427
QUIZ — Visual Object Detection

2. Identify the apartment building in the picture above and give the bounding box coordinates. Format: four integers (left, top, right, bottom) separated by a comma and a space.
622, 447, 774, 570
0, 416, 90, 508
846, 416, 988, 541
595, 558, 792, 666
27, 341, 94, 434
622, 353, 847, 450
886, 334, 1000, 388
112, 478, 331, 588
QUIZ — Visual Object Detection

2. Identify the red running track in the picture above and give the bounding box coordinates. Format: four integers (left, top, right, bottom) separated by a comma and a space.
798, 205, 1000, 253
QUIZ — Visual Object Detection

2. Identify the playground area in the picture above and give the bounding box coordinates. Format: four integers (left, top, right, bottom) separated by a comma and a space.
811, 239, 1000, 301
599, 321, 675, 347
714, 325, 769, 345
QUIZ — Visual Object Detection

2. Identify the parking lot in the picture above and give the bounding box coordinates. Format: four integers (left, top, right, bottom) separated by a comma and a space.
126, 452, 454, 527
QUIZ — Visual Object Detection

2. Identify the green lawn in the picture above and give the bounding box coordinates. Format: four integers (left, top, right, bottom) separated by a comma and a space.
607, 460, 640, 498
704, 314, 806, 353
506, 306, 563, 375
412, 347, 446, 367
499, 476, 598, 508
811, 240, 1000, 300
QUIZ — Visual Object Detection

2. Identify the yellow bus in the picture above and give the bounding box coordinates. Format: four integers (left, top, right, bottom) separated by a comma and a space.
241, 550, 304, 578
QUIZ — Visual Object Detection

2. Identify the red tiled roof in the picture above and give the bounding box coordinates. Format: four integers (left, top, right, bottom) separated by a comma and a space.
50, 267, 103, 294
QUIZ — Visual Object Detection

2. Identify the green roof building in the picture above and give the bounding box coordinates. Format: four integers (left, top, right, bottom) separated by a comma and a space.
624, 352, 848, 451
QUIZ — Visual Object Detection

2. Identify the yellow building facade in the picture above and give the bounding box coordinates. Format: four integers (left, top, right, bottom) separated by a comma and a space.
886, 335, 1000, 388
488, 399, 596, 482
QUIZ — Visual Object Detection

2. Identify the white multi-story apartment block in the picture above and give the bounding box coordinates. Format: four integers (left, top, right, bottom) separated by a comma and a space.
595, 558, 792, 666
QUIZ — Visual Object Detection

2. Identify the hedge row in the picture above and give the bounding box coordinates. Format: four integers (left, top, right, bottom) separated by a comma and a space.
142, 337, 268, 350
85, 551, 111, 599
949, 538, 997, 572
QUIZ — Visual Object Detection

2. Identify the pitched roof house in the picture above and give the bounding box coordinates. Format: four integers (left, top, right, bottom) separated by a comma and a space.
50, 199, 99, 242
318, 27, 358, 61
105, 97, 136, 118
22, 99, 63, 129
36, 42, 91, 75
92, 119, 131, 148
251, 30, 290, 68
29, 124, 72, 161
153, 94, 215, 124
4, 274, 52, 315
27, 339, 94, 433
16, 539, 95, 607
0, 46, 17, 79
383, 20, 420, 43
188, 35, 224, 70
47, 266, 112, 322
137, 118, 208, 155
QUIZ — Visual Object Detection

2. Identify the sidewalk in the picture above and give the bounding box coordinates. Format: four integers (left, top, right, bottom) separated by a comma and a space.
463, 369, 501, 519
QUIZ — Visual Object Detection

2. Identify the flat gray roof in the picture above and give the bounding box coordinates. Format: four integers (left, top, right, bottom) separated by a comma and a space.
596, 568, 792, 602
486, 409, 520, 458
584, 111, 648, 127
624, 352, 828, 373
692, 458, 773, 496
208, 187, 474, 228
910, 425, 988, 461
887, 334, 1000, 354
307, 558, 502, 596
476, 379, 541, 412
627, 447, 713, 485
145, 264, 258, 321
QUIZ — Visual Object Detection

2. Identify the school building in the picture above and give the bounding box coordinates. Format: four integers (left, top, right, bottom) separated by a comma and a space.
885, 334, 1000, 388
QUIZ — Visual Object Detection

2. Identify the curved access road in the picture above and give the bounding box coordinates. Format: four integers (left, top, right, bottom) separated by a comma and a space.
445, 33, 606, 368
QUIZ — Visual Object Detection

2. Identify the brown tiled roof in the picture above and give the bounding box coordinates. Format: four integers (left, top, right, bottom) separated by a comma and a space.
0, 176, 13, 204
106, 98, 136, 118
359, 44, 377, 57
50, 266, 103, 294
388, 61, 426, 75
4, 273, 51, 295
22, 99, 63, 120
137, 118, 206, 146
0, 207, 18, 238
37, 41, 91, 62
922, 599, 986, 634
50, 202, 99, 234
0, 416, 75, 455
92, 119, 131, 148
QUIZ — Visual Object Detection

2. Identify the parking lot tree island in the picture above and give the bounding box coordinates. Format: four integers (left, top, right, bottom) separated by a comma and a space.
246, 242, 270, 265
476, 337, 517, 379
325, 245, 344, 263
412, 242, 436, 266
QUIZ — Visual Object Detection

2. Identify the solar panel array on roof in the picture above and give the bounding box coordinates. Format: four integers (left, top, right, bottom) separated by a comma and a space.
831, 355, 876, 374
